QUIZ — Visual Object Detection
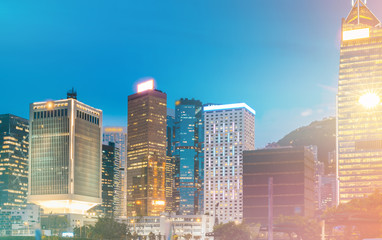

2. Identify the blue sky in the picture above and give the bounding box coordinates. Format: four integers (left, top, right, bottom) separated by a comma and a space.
1, 0, 381, 148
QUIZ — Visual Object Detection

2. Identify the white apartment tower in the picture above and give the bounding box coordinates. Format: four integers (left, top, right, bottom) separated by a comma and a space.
204, 103, 255, 223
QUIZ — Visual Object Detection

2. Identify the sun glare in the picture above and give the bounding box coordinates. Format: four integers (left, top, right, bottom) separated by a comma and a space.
359, 92, 380, 109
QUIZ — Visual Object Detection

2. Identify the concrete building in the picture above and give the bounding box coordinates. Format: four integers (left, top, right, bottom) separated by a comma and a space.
242, 147, 315, 225
0, 114, 29, 210
337, 0, 382, 204
0, 204, 40, 237
127, 80, 167, 216
204, 103, 255, 224
103, 126, 127, 218
123, 214, 214, 240
28, 90, 102, 217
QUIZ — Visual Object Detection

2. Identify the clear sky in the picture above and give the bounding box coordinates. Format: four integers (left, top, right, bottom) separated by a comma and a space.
1, 0, 381, 148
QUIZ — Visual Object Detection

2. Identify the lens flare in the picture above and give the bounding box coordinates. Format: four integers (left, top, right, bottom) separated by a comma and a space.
359, 92, 380, 109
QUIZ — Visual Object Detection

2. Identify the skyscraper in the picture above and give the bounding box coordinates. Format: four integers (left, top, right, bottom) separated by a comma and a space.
103, 127, 127, 218
204, 103, 255, 223
126, 80, 167, 216
0, 114, 29, 210
243, 147, 315, 225
89, 142, 120, 217
28, 92, 102, 214
173, 98, 204, 215
337, 0, 382, 204
165, 114, 175, 212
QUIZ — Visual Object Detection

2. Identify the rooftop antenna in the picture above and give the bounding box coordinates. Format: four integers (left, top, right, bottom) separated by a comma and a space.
67, 87, 77, 99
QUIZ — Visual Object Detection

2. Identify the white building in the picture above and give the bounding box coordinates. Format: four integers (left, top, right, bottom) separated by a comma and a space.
28, 92, 102, 218
103, 127, 127, 218
0, 204, 40, 237
203, 103, 255, 223
123, 214, 214, 240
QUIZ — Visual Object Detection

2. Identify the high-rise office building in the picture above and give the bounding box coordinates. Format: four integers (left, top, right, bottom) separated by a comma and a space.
28, 92, 102, 214
173, 98, 204, 215
242, 147, 315, 224
337, 0, 382, 204
90, 142, 120, 217
103, 127, 127, 218
165, 114, 176, 212
126, 80, 167, 216
0, 114, 29, 210
204, 103, 255, 223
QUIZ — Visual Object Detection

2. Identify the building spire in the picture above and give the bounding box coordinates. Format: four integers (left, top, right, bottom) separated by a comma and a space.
346, 0, 380, 27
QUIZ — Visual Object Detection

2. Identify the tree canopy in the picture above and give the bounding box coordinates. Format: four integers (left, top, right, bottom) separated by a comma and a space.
74, 217, 127, 240
324, 191, 382, 239
213, 222, 257, 240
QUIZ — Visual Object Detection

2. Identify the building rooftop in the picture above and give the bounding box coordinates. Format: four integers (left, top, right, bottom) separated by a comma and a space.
203, 103, 256, 115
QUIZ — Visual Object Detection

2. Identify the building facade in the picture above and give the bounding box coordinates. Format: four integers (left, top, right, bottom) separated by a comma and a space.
89, 142, 120, 218
0, 114, 29, 210
203, 103, 255, 223
127, 81, 167, 216
28, 94, 102, 215
173, 98, 204, 215
124, 214, 214, 240
337, 0, 382, 203
0, 204, 40, 237
243, 147, 315, 225
103, 127, 127, 218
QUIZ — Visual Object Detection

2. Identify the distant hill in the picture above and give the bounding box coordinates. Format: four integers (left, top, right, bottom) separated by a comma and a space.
277, 117, 336, 173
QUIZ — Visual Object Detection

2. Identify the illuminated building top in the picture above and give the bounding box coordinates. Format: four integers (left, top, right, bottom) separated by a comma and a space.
345, 0, 380, 27
137, 79, 154, 93
204, 103, 256, 115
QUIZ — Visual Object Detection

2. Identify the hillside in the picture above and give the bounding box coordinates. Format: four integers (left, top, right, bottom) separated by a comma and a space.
277, 117, 336, 173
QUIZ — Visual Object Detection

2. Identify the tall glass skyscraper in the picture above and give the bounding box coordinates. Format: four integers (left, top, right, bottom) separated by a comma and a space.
126, 80, 167, 216
173, 98, 204, 215
0, 114, 29, 210
337, 0, 382, 204
103, 127, 127, 218
28, 93, 102, 214
204, 103, 255, 223
89, 142, 120, 218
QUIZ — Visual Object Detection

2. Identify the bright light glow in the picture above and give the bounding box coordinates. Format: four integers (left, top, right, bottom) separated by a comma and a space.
204, 103, 256, 115
104, 127, 124, 132
137, 80, 154, 93
343, 28, 370, 41
46, 101, 54, 110
359, 92, 380, 109
152, 200, 165, 206
36, 200, 98, 213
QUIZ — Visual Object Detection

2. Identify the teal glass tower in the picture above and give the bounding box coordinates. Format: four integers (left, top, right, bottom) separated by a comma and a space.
0, 114, 29, 210
173, 98, 204, 215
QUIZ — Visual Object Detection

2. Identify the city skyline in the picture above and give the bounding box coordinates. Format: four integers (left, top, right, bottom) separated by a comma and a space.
3, 1, 382, 148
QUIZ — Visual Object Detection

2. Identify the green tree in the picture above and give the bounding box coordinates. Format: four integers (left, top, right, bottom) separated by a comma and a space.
213, 222, 252, 240
183, 233, 192, 240
90, 217, 127, 240
275, 215, 320, 240
148, 232, 156, 240
324, 191, 382, 239
73, 225, 94, 238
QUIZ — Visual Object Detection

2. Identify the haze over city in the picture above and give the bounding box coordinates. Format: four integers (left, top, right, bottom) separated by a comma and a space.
2, 0, 381, 148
